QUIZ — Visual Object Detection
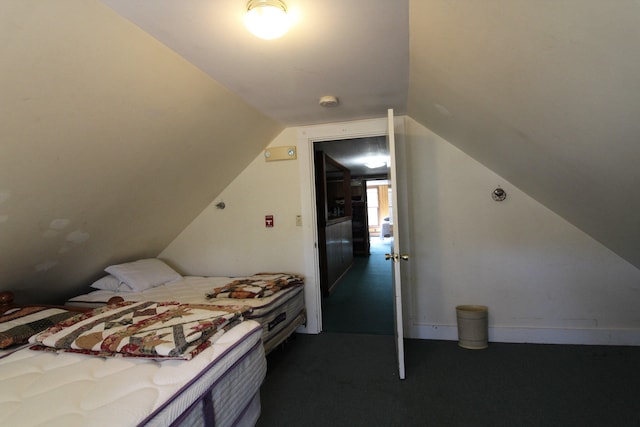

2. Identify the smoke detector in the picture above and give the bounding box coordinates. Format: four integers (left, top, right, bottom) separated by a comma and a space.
319, 95, 339, 108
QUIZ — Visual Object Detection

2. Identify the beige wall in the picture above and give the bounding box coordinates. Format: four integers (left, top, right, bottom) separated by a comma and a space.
163, 116, 640, 345
408, 0, 640, 270
161, 128, 305, 277
0, 0, 282, 303
402, 117, 640, 344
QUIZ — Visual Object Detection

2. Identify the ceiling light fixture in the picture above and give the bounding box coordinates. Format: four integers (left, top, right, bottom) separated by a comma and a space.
364, 156, 389, 169
244, 0, 290, 40
365, 160, 386, 169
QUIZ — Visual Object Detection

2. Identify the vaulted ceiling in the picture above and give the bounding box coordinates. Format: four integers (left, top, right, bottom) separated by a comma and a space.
101, 0, 640, 269
408, 1, 640, 269
1, 0, 282, 303
99, 0, 410, 126
1, 0, 639, 303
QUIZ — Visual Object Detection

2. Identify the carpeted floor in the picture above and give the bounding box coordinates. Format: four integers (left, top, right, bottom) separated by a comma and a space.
256, 333, 640, 427
321, 238, 394, 335
260, 238, 640, 426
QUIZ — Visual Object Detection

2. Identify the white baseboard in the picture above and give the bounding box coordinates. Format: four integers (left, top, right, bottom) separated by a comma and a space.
407, 323, 640, 346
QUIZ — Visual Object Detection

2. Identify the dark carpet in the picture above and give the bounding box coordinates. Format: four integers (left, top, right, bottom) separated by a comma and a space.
321, 238, 394, 335
258, 240, 640, 426
259, 237, 640, 426
257, 333, 640, 427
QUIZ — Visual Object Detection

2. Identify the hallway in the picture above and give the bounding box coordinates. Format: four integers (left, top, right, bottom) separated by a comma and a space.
321, 238, 394, 335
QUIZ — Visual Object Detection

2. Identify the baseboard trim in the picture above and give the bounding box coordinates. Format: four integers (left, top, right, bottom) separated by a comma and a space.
407, 323, 640, 346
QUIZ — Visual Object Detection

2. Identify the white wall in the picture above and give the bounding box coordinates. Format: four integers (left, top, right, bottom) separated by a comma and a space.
161, 128, 304, 277
403, 117, 640, 345
160, 126, 314, 329
162, 117, 640, 345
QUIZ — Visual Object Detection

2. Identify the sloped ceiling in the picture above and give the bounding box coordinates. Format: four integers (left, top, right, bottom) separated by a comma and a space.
0, 0, 282, 303
99, 0, 410, 126
100, 0, 640, 269
2, 0, 639, 304
408, 1, 640, 269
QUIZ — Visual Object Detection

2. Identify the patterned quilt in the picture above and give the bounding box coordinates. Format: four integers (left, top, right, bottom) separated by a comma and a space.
205, 273, 304, 299
0, 307, 76, 349
29, 301, 251, 360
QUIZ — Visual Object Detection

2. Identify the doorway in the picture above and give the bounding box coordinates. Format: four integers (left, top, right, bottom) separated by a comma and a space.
297, 113, 406, 378
313, 138, 394, 335
296, 116, 397, 335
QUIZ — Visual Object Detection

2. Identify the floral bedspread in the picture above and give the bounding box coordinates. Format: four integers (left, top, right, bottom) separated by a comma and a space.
29, 301, 251, 360
205, 273, 304, 299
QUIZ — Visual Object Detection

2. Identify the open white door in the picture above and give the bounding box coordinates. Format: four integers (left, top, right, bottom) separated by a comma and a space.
386, 109, 406, 380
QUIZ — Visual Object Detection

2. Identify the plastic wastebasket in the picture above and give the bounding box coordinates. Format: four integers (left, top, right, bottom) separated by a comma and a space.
456, 305, 488, 349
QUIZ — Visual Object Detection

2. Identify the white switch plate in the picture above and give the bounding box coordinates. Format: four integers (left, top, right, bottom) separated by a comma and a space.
296, 215, 302, 226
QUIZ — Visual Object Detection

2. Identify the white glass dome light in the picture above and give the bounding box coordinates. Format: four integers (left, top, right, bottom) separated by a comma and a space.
363, 156, 389, 169
245, 0, 291, 40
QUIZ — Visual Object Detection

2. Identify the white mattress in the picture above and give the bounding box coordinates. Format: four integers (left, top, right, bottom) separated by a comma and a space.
0, 343, 28, 359
67, 276, 305, 348
0, 320, 265, 427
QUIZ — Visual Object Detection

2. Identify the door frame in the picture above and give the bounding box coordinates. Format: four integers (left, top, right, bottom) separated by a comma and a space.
297, 117, 393, 334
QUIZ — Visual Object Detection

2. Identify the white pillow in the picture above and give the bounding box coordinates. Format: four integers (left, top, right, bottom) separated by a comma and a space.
90, 275, 132, 292
104, 259, 182, 292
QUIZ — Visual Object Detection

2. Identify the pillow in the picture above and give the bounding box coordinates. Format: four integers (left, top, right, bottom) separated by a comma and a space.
0, 307, 76, 349
90, 275, 132, 292
104, 258, 182, 292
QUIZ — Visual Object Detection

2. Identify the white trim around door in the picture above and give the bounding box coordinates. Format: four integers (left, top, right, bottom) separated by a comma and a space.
296, 117, 390, 334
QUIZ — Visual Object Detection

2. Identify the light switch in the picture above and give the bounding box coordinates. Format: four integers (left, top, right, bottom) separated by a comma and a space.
296, 215, 302, 226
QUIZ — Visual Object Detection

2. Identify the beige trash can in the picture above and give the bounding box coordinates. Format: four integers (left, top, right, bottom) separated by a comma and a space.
456, 305, 488, 349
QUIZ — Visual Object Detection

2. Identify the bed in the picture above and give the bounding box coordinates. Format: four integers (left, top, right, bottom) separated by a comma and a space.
65, 259, 306, 355
0, 291, 267, 427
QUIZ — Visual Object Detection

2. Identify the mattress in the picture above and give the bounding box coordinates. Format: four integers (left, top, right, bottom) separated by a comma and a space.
0, 320, 266, 427
0, 343, 30, 359
66, 276, 306, 352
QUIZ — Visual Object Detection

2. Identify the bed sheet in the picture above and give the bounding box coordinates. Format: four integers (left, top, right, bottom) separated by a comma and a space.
0, 320, 265, 427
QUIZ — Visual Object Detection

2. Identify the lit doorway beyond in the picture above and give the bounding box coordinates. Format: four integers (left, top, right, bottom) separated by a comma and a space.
296, 116, 392, 335
312, 136, 394, 335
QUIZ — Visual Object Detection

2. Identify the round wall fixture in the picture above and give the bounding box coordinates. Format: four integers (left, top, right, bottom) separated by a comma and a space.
319, 95, 339, 108
492, 187, 507, 202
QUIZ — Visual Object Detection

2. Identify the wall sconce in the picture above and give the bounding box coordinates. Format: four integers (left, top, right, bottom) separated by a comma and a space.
244, 0, 290, 40
491, 188, 507, 202
319, 95, 339, 108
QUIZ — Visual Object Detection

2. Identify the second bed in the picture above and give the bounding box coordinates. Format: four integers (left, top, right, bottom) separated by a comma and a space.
66, 273, 306, 354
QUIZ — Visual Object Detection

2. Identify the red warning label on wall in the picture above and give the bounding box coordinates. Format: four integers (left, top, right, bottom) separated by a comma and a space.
265, 215, 274, 228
